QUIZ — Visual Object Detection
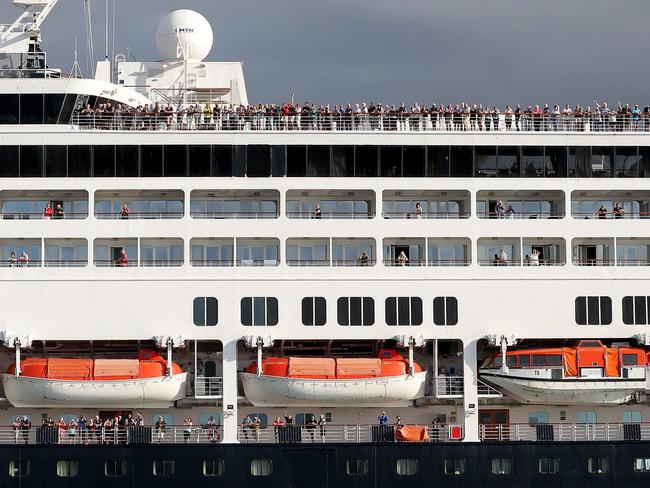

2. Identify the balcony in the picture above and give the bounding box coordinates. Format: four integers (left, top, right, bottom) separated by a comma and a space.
286, 190, 374, 219
140, 238, 184, 267
572, 191, 650, 219
332, 238, 376, 266
191, 238, 234, 267
617, 238, 650, 266
94, 239, 138, 267
428, 238, 471, 266
477, 238, 520, 266
286, 238, 329, 266
382, 190, 470, 219
572, 238, 614, 266
477, 190, 564, 219
0, 190, 88, 220
236, 238, 280, 266
522, 238, 566, 266
0, 239, 41, 267
191, 190, 279, 219
95, 190, 183, 219
383, 238, 426, 266
44, 238, 88, 267
479, 423, 650, 443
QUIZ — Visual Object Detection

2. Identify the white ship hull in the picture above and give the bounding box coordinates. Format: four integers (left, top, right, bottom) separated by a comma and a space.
240, 371, 427, 407
480, 373, 645, 405
0, 373, 188, 408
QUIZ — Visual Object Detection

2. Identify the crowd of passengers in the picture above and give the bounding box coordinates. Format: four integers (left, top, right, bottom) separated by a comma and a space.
76, 100, 650, 132
11, 413, 221, 444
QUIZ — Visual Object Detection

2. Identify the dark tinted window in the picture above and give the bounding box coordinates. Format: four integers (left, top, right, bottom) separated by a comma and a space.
45, 145, 67, 177
337, 297, 374, 325
20, 145, 44, 176
302, 297, 326, 326
385, 297, 422, 326
189, 145, 211, 176
247, 145, 271, 177
193, 297, 218, 326
622, 296, 650, 325
380, 146, 402, 177
93, 145, 115, 177
575, 296, 611, 325
427, 146, 449, 176
232, 145, 246, 177
211, 145, 232, 177
163, 145, 187, 177
307, 145, 330, 176
287, 145, 306, 176
355, 146, 378, 177
0, 94, 19, 124
44, 94, 65, 124
241, 297, 278, 326
568, 147, 591, 177
116, 145, 138, 177
141, 146, 163, 176
402, 146, 425, 177
20, 94, 44, 124
434, 297, 458, 325
271, 145, 286, 176
332, 145, 354, 176
68, 145, 91, 177
0, 145, 19, 176
449, 146, 472, 177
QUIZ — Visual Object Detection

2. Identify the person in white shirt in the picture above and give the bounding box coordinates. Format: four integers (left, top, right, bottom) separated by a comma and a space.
529, 249, 540, 266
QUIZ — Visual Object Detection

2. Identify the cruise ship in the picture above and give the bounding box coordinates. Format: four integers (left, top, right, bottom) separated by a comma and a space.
1, 1, 650, 486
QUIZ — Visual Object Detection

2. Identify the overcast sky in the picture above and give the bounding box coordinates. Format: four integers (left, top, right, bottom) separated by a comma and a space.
1, 0, 647, 106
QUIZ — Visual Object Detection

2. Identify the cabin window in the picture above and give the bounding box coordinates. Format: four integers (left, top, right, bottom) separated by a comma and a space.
193, 297, 218, 326
491, 458, 512, 475
623, 411, 642, 423
634, 458, 650, 472
622, 296, 650, 325
202, 459, 224, 477
396, 459, 418, 476
104, 460, 127, 478
444, 458, 466, 475
577, 411, 597, 424
491, 357, 502, 368
302, 297, 326, 326
337, 297, 375, 326
539, 457, 560, 474
622, 354, 639, 366
250, 459, 272, 477
575, 296, 612, 325
547, 355, 563, 366
56, 460, 79, 478
0, 94, 19, 124
245, 413, 268, 428
528, 412, 549, 425
532, 354, 546, 366
385, 297, 423, 326
241, 297, 278, 326
519, 355, 530, 367
433, 296, 458, 325
295, 413, 314, 426
153, 460, 175, 477
8, 460, 31, 478
346, 459, 369, 476
587, 457, 609, 474
505, 356, 517, 367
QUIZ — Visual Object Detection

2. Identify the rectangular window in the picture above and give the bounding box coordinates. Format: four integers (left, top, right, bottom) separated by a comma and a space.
241, 297, 278, 326
634, 458, 650, 473
587, 457, 609, 474
302, 297, 326, 326
577, 411, 597, 424
203, 459, 224, 477
0, 145, 19, 177
528, 411, 549, 424
104, 460, 127, 478
163, 145, 188, 177
8, 460, 31, 478
623, 296, 650, 325
250, 459, 272, 477
337, 297, 374, 326
153, 460, 175, 477
247, 145, 271, 177
193, 297, 218, 326
396, 458, 418, 476
385, 297, 422, 325
575, 296, 612, 325
115, 145, 138, 177
444, 458, 465, 475
93, 145, 115, 176
539, 457, 560, 474
45, 145, 67, 177
433, 296, 458, 325
56, 460, 79, 478
20, 145, 44, 177
287, 145, 307, 176
623, 411, 642, 423
491, 458, 512, 475
346, 459, 368, 476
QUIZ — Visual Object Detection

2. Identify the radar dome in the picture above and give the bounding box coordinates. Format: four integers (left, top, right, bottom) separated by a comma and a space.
156, 10, 213, 62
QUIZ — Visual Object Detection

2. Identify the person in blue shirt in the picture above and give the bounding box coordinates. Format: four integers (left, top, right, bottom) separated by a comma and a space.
378, 411, 388, 425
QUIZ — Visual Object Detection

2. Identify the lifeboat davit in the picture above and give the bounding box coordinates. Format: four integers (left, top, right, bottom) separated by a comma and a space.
479, 340, 647, 405
1, 349, 187, 408
240, 349, 427, 407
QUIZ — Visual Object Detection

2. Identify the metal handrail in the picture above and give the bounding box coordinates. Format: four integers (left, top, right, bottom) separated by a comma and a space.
1, 212, 87, 220
383, 259, 426, 267
95, 211, 183, 220
478, 211, 564, 219
478, 259, 521, 267
194, 376, 223, 397
572, 211, 649, 220
43, 260, 88, 268
286, 211, 374, 219
479, 422, 650, 442
286, 259, 330, 267
332, 259, 376, 267
572, 259, 616, 266
191, 211, 279, 219
382, 211, 470, 219
236, 259, 280, 267
190, 259, 234, 267
427, 259, 471, 267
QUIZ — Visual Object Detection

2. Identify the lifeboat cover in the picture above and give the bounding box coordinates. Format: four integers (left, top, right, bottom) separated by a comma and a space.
94, 359, 140, 378
288, 358, 335, 378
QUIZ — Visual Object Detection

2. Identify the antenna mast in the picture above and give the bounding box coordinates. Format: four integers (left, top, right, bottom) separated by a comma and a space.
70, 36, 82, 78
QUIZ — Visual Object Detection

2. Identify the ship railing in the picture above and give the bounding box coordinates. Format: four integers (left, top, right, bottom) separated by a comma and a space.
70, 113, 650, 133
572, 259, 616, 266
93, 259, 139, 268
191, 211, 279, 219
236, 259, 280, 267
43, 260, 88, 268
0, 212, 87, 220
435, 376, 464, 397
95, 211, 184, 220
479, 422, 650, 442
190, 259, 235, 267
572, 211, 650, 220
427, 259, 471, 267
332, 259, 376, 267
383, 260, 427, 267
617, 259, 650, 266
94, 259, 184, 268
286, 259, 331, 267
139, 259, 184, 267
382, 211, 470, 220
286, 211, 375, 219
194, 376, 224, 398
477, 259, 522, 267
477, 379, 503, 397
478, 211, 564, 219
0, 261, 41, 268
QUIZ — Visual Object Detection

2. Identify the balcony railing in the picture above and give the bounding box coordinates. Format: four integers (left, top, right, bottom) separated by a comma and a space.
237, 424, 451, 444
382, 211, 470, 220
1, 212, 87, 220
95, 211, 183, 220
572, 211, 650, 220
0, 261, 41, 268
139, 259, 184, 267
191, 211, 279, 219
236, 259, 280, 267
383, 259, 426, 267
71, 113, 650, 133
286, 259, 330, 267
190, 259, 235, 267
477, 259, 521, 267
286, 211, 374, 219
479, 423, 650, 442
433, 377, 502, 398
332, 259, 376, 267
194, 376, 223, 398
0, 425, 223, 445
427, 259, 471, 267
478, 211, 564, 219
43, 260, 88, 268
572, 259, 615, 266
93, 260, 138, 268
617, 259, 650, 266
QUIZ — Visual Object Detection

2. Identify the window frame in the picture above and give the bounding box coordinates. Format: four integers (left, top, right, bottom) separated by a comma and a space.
193, 296, 218, 326
9, 460, 31, 478
385, 297, 423, 326
104, 459, 127, 478
241, 297, 279, 326
433, 296, 458, 326
491, 457, 512, 475
202, 459, 225, 477
587, 457, 609, 474
443, 458, 466, 476
337, 296, 375, 326
346, 458, 369, 477
56, 460, 79, 478
538, 457, 560, 474
250, 458, 273, 477
396, 458, 418, 476
302, 296, 326, 326
152, 460, 175, 478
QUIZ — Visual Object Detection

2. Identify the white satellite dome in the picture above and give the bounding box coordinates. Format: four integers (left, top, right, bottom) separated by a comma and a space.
156, 10, 213, 62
